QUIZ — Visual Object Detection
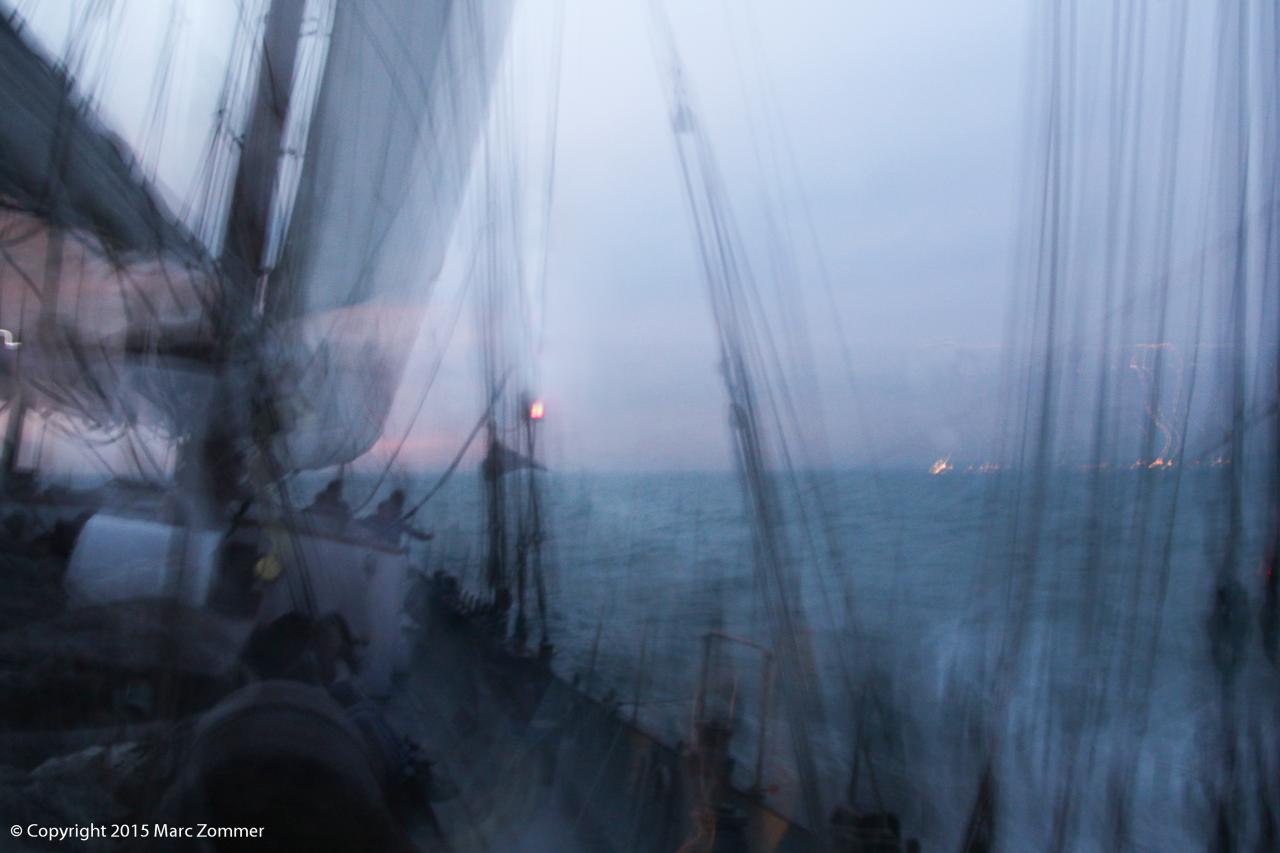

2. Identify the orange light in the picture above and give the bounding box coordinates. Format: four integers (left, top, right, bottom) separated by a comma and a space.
529, 400, 545, 421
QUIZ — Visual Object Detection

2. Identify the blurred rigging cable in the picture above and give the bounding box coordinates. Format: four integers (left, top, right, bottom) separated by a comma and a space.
646, 0, 838, 833
980, 1, 1279, 849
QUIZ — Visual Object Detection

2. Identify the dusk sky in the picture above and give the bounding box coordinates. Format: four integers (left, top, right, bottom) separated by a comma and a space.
395, 0, 1031, 471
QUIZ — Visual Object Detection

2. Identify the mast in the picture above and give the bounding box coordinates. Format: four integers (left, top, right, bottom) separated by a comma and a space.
648, 4, 829, 833
512, 395, 542, 650
522, 395, 549, 650
177, 0, 306, 508
482, 415, 509, 604
219, 0, 308, 301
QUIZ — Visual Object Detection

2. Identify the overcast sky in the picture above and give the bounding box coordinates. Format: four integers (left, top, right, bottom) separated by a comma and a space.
398, 0, 1032, 471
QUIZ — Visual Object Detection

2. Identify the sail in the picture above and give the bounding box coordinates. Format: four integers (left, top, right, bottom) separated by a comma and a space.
259, 0, 513, 471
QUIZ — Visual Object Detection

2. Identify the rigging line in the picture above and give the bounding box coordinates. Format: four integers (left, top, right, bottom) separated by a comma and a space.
1064, 0, 1163, 686
348, 1, 439, 132
85, 2, 125, 121
1110, 5, 1194, 764
686, 119, 857, 658
259, 0, 333, 274
696, 144, 868, 704
328, 5, 459, 304
191, 0, 264, 252
532, 0, 565, 358
30, 415, 46, 470
119, 425, 160, 481
137, 2, 181, 177
0, 244, 42, 298
992, 0, 1070, 714
349, 254, 479, 514
1052, 3, 1130, 783
729, 0, 909, 529
1129, 235, 1212, 793
116, 408, 164, 481
11, 228, 30, 341
720, 2, 822, 421
498, 57, 535, 363
668, 38, 839, 664
973, 0, 1070, 626
647, 1, 831, 831
68, 418, 122, 480
279, 77, 451, 376
56, 0, 96, 83
5, 2, 27, 30
0, 215, 46, 247
1217, 0, 1253, 593
399, 372, 509, 523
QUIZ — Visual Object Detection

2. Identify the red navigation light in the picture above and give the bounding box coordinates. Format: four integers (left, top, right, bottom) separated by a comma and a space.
529, 400, 545, 421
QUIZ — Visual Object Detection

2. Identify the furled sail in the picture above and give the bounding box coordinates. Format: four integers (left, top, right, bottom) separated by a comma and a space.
259, 0, 512, 471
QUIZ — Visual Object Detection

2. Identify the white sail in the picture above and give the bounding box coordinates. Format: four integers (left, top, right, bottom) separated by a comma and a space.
260, 0, 512, 470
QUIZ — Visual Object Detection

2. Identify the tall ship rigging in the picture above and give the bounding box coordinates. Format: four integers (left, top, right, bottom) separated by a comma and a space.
0, 1, 1276, 851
